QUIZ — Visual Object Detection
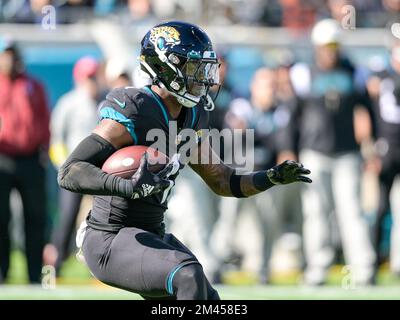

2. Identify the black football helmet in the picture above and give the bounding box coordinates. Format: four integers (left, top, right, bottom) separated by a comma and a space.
139, 21, 220, 110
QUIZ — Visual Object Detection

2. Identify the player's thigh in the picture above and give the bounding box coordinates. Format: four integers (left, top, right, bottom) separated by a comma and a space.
82, 227, 146, 294
83, 227, 199, 297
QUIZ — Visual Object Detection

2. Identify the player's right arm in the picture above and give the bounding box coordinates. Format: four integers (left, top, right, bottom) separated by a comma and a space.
57, 90, 172, 199
57, 119, 134, 197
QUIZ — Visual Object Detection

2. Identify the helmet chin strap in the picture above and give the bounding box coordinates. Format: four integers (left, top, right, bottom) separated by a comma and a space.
153, 78, 198, 108
203, 94, 215, 111
176, 96, 197, 108
168, 89, 214, 111
171, 92, 198, 108
175, 93, 215, 111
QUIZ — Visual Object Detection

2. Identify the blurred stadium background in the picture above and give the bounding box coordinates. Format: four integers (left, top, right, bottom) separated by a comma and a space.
1, 0, 400, 299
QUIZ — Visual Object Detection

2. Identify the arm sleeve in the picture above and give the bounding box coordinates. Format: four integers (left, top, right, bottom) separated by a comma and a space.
57, 133, 134, 198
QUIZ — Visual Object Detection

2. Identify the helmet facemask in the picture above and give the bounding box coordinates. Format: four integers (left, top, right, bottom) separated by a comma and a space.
174, 57, 220, 108
140, 51, 221, 109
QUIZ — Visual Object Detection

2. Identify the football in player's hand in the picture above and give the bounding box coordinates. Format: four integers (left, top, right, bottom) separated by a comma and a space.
102, 146, 168, 178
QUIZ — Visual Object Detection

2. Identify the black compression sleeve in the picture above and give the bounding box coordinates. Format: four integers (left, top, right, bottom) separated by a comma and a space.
229, 170, 275, 198
57, 133, 133, 198
229, 172, 247, 198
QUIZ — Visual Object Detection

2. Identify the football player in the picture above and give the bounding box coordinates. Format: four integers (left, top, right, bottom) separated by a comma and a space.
58, 21, 311, 300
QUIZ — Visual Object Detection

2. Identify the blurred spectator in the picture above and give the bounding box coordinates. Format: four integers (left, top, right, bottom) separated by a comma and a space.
104, 58, 131, 89
0, 39, 50, 283
279, 0, 317, 32
229, 0, 282, 26
289, 19, 376, 285
96, 58, 132, 102
44, 56, 99, 272
382, 0, 400, 27
12, 0, 52, 24
212, 67, 298, 283
275, 51, 298, 136
57, 0, 96, 23
355, 0, 385, 27
366, 42, 400, 280
3, 0, 97, 24
119, 0, 158, 29
94, 0, 119, 17
326, 0, 352, 23
323, 0, 388, 28
0, 0, 396, 29
204, 0, 237, 25
275, 54, 303, 244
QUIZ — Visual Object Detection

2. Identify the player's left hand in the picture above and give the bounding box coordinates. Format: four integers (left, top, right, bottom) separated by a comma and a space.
267, 160, 312, 185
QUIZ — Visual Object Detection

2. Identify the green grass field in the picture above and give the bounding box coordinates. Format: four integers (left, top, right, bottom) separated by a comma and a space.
2, 251, 400, 300
2, 284, 400, 300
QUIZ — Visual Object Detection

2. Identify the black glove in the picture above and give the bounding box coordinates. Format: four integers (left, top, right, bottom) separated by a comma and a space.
130, 152, 175, 199
267, 160, 312, 185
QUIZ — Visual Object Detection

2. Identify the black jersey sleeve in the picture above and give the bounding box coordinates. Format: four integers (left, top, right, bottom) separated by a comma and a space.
98, 87, 141, 145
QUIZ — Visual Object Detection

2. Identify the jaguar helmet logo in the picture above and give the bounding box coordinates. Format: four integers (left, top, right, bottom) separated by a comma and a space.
150, 26, 181, 52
